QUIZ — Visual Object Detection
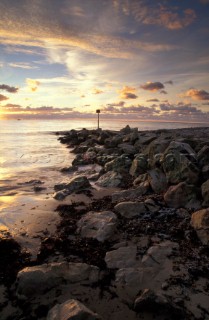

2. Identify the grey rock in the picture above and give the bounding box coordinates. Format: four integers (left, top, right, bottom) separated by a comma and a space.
118, 143, 137, 155
162, 141, 199, 184
77, 211, 117, 242
112, 184, 149, 202
198, 145, 209, 168
105, 246, 140, 269
47, 299, 101, 320
129, 154, 148, 177
164, 182, 201, 209
96, 171, 124, 188
104, 155, 132, 173
16, 262, 99, 298
148, 168, 167, 193
114, 201, 147, 218
201, 179, 209, 206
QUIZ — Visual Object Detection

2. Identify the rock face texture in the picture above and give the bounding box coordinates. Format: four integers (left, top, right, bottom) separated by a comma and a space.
201, 179, 209, 206
16, 262, 99, 298
114, 201, 147, 218
77, 211, 117, 242
164, 182, 200, 209
162, 141, 199, 184
191, 208, 209, 245
47, 299, 101, 320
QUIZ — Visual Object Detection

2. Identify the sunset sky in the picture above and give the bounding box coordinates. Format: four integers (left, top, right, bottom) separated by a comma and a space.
0, 0, 209, 122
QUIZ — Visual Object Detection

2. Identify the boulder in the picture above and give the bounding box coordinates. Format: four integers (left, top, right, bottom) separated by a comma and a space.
104, 155, 132, 173
144, 199, 160, 213
142, 241, 177, 267
202, 165, 209, 182
77, 211, 117, 242
129, 154, 148, 177
164, 182, 201, 209
112, 184, 149, 202
201, 179, 209, 206
96, 171, 124, 188
133, 173, 149, 186
191, 208, 209, 245
118, 143, 137, 155
47, 299, 101, 320
16, 262, 99, 298
134, 289, 183, 316
114, 201, 147, 218
197, 145, 209, 168
162, 141, 199, 184
54, 176, 91, 193
105, 246, 140, 269
148, 169, 167, 193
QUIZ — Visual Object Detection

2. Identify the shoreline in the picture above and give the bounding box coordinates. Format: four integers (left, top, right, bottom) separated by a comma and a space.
1, 125, 209, 320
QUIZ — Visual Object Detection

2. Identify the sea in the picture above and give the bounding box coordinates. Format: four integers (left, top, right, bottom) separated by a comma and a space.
0, 118, 208, 254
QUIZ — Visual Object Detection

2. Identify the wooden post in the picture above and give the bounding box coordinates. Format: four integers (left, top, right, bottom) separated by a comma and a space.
96, 109, 100, 130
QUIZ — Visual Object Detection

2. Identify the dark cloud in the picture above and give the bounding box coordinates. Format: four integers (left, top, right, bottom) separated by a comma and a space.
119, 86, 138, 99
160, 90, 168, 94
0, 94, 9, 101
123, 93, 138, 99
186, 89, 209, 100
147, 99, 159, 102
140, 82, 164, 91
1, 104, 74, 113
0, 84, 19, 93
159, 102, 202, 114
164, 80, 173, 85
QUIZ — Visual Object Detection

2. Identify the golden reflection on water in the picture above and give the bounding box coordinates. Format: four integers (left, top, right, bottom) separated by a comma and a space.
0, 194, 18, 210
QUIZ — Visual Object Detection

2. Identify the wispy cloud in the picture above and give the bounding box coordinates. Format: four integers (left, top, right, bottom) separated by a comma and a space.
9, 62, 39, 69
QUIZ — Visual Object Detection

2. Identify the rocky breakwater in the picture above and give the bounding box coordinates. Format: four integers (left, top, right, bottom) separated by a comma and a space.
1, 125, 209, 320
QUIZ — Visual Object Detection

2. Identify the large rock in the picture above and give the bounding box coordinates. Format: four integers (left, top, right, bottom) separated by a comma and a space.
105, 246, 140, 269
148, 169, 167, 193
114, 201, 147, 218
104, 155, 132, 173
16, 262, 99, 298
197, 145, 209, 168
47, 299, 101, 320
162, 141, 199, 184
112, 184, 149, 202
54, 176, 91, 193
129, 154, 148, 177
77, 211, 117, 242
118, 143, 137, 155
191, 208, 209, 245
134, 289, 183, 316
164, 182, 201, 209
96, 171, 124, 188
201, 179, 209, 206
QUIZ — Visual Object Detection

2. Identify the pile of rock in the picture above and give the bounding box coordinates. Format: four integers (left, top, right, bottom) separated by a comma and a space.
1, 126, 209, 320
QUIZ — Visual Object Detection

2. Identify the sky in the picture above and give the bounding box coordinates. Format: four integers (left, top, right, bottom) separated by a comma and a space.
0, 0, 209, 122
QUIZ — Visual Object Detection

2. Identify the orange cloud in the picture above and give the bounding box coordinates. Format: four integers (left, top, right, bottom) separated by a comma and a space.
185, 89, 209, 100
118, 86, 138, 99
26, 79, 41, 92
92, 88, 104, 94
